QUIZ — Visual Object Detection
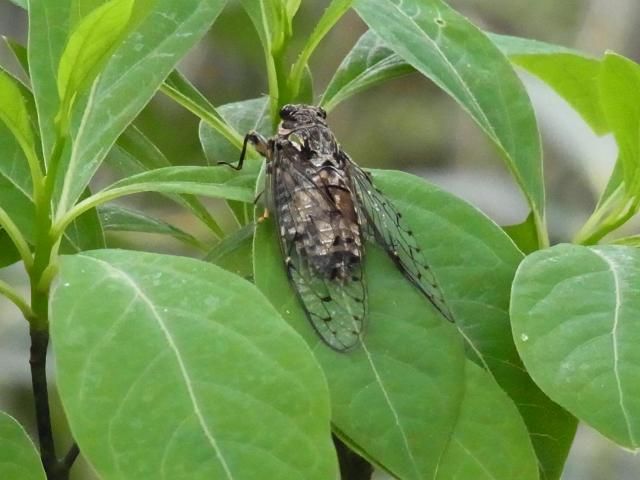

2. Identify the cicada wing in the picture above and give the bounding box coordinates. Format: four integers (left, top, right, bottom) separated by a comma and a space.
348, 160, 454, 323
271, 158, 367, 351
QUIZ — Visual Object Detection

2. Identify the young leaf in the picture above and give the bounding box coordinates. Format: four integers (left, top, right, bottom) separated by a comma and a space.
355, 0, 546, 247
56, 0, 135, 126
321, 30, 413, 111
0, 411, 46, 480
54, 0, 227, 218
51, 250, 338, 479
512, 244, 640, 449
255, 170, 570, 478
99, 204, 203, 249
0, 70, 37, 166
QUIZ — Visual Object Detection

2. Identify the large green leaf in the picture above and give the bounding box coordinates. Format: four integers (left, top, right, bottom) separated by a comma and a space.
0, 411, 46, 480
51, 249, 338, 479
511, 244, 640, 449
354, 0, 545, 246
255, 170, 551, 478
53, 0, 227, 218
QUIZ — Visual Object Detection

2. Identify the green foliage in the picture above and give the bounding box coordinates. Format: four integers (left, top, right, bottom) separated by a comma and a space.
0, 412, 46, 480
0, 1, 639, 479
51, 250, 337, 479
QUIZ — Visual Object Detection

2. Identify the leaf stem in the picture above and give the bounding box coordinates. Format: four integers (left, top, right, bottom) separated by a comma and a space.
0, 205, 33, 268
0, 279, 34, 320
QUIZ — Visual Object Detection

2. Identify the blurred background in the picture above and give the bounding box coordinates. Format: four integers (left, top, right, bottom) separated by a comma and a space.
1, 0, 639, 478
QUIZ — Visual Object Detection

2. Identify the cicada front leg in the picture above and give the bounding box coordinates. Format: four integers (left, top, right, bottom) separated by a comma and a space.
218, 131, 270, 171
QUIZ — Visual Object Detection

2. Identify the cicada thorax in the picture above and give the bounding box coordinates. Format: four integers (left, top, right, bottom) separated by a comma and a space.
273, 124, 364, 282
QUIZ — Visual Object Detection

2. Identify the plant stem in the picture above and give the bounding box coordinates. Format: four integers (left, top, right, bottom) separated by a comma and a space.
29, 327, 56, 475
62, 443, 80, 470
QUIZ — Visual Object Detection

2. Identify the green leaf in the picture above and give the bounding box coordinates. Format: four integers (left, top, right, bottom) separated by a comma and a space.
199, 97, 271, 166
56, 0, 135, 126
104, 166, 256, 203
255, 169, 557, 478
354, 0, 546, 247
503, 212, 539, 254
7, 0, 27, 9
0, 230, 21, 267
435, 363, 538, 480
99, 204, 203, 249
0, 119, 35, 241
239, 0, 289, 52
511, 244, 640, 449
54, 0, 227, 217
489, 34, 607, 136
56, 166, 257, 236
163, 70, 228, 134
321, 30, 413, 111
199, 97, 269, 223
28, 0, 73, 155
599, 53, 640, 195
51, 249, 338, 479
60, 187, 106, 252
205, 223, 255, 279
2, 36, 30, 76
0, 411, 46, 480
612, 234, 640, 247
0, 69, 37, 163
107, 125, 226, 237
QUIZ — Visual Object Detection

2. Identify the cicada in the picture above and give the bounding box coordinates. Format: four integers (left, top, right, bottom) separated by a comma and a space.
222, 104, 453, 351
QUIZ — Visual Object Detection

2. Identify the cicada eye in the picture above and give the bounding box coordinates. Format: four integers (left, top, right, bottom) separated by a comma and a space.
317, 107, 327, 119
279, 104, 296, 120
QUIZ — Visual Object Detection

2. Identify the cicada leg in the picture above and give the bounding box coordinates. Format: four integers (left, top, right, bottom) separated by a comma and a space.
218, 131, 269, 170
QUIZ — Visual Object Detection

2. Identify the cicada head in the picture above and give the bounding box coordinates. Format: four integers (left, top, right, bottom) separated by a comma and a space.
279, 104, 327, 130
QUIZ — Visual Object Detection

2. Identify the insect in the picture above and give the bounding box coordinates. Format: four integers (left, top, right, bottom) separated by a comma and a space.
221, 104, 453, 351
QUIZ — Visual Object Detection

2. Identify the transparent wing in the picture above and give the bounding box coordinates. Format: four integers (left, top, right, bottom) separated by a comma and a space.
271, 158, 367, 351
348, 160, 454, 323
